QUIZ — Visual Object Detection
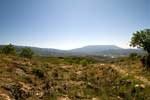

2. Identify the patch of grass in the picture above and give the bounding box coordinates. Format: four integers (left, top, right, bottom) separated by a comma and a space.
18, 75, 32, 83
63, 57, 96, 65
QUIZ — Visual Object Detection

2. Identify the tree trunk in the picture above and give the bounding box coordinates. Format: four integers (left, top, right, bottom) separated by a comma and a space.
147, 53, 150, 68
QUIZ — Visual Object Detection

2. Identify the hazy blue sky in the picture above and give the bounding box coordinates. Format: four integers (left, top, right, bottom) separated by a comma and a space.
0, 0, 149, 50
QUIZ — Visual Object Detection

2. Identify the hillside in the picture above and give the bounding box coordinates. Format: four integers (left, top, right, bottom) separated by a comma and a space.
0, 54, 150, 100
0, 45, 70, 57
0, 45, 144, 57
95, 49, 143, 57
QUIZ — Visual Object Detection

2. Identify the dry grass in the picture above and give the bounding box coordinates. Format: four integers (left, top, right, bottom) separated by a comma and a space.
0, 54, 150, 100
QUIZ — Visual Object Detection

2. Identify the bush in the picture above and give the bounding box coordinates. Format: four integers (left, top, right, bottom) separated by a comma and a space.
129, 53, 138, 60
63, 57, 96, 65
3, 83, 29, 100
32, 67, 45, 78
18, 75, 32, 83
20, 48, 34, 59
80, 59, 88, 66
2, 44, 16, 55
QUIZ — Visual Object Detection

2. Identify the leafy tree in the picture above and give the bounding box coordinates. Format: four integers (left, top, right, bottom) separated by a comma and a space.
130, 29, 150, 53
130, 29, 150, 67
2, 44, 16, 55
20, 48, 34, 59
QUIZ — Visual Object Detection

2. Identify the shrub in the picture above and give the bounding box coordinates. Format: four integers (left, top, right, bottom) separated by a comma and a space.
32, 67, 45, 78
80, 59, 88, 66
18, 75, 32, 83
63, 57, 96, 65
2, 44, 16, 55
20, 48, 34, 59
3, 83, 29, 100
129, 53, 138, 60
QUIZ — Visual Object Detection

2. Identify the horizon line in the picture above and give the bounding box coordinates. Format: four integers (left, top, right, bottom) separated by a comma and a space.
0, 43, 134, 50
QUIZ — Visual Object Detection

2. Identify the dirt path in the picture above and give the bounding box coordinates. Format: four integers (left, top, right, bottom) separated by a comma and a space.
101, 64, 150, 86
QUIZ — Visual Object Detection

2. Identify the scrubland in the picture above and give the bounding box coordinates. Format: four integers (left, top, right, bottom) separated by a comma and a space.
0, 54, 150, 100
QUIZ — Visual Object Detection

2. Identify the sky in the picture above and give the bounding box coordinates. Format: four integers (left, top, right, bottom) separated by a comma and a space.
0, 0, 149, 50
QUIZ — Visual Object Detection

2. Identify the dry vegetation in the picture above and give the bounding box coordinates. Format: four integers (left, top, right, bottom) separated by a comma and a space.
0, 54, 150, 100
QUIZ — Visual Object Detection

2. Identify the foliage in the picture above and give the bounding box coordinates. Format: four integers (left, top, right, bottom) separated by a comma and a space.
130, 29, 150, 53
130, 29, 150, 67
18, 75, 32, 83
20, 48, 34, 59
63, 57, 96, 65
2, 44, 16, 55
32, 67, 45, 78
79, 59, 88, 66
129, 53, 138, 60
3, 83, 29, 100
1, 52, 150, 99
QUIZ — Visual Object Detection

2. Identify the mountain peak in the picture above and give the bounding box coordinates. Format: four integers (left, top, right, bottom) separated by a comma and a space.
70, 45, 122, 53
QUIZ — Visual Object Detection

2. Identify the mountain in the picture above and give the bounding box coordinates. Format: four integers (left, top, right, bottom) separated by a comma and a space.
69, 45, 144, 57
0, 45, 144, 57
70, 45, 122, 54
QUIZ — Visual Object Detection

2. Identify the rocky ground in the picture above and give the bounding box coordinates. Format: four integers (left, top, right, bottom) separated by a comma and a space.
0, 54, 150, 100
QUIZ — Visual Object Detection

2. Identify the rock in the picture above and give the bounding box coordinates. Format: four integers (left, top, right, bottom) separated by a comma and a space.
140, 84, 145, 89
15, 68, 26, 76
134, 84, 140, 88
35, 91, 44, 98
76, 71, 82, 75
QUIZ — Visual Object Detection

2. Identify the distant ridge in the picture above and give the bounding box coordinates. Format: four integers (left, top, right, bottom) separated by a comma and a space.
70, 45, 122, 53
0, 45, 144, 57
0, 45, 68, 57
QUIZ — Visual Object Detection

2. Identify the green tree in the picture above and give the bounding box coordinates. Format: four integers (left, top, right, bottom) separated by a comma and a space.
2, 44, 16, 55
130, 29, 150, 53
20, 48, 34, 59
130, 29, 150, 67
80, 59, 88, 66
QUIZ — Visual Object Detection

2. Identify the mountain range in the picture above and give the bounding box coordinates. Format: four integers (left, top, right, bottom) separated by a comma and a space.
0, 45, 144, 57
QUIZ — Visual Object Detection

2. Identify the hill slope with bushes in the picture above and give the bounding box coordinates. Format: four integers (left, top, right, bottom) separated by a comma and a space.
0, 54, 150, 100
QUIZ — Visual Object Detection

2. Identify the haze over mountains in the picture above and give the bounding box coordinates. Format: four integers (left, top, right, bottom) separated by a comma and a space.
70, 45, 121, 53
0, 45, 143, 57
69, 45, 143, 57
